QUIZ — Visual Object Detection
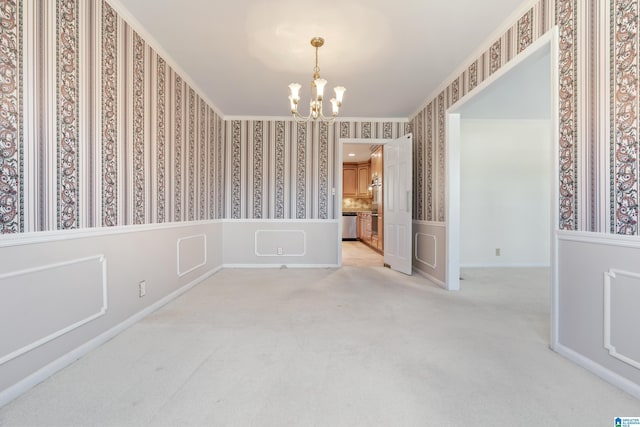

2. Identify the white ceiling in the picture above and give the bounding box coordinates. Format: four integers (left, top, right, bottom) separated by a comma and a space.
116, 0, 530, 118
343, 143, 379, 163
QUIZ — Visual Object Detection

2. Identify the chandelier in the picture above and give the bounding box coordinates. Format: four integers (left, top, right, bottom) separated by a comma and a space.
288, 37, 346, 123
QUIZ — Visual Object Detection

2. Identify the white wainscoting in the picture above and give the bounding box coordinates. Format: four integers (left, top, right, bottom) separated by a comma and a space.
414, 232, 437, 269
603, 268, 640, 371
412, 221, 446, 287
255, 230, 306, 257
0, 221, 224, 407
223, 220, 338, 267
177, 234, 207, 276
555, 230, 640, 399
0, 255, 107, 365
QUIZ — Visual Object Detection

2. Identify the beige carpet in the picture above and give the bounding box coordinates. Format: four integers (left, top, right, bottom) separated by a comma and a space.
0, 267, 637, 426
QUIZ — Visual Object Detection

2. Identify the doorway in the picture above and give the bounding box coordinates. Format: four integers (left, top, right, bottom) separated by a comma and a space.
340, 140, 385, 267
445, 28, 559, 338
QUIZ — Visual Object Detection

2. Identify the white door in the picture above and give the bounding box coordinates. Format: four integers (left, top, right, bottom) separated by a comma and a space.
384, 134, 413, 275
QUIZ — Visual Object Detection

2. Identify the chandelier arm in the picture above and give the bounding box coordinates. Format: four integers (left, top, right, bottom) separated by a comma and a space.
317, 110, 336, 123
292, 110, 312, 123
291, 108, 335, 124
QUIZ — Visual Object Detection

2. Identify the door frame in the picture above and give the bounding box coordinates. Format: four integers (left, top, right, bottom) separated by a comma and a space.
445, 27, 559, 343
336, 137, 394, 266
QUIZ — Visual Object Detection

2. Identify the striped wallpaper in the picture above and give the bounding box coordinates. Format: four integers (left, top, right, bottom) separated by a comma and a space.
3, 0, 640, 235
410, 0, 640, 237
0, 0, 224, 234
0, 0, 407, 232
222, 120, 408, 220
410, 0, 558, 224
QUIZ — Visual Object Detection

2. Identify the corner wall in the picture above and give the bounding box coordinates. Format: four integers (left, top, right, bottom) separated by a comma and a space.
410, 0, 554, 286
0, 222, 224, 406
408, 0, 640, 399
0, 0, 224, 235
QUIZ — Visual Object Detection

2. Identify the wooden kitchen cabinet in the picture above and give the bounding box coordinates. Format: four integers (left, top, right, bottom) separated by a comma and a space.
377, 214, 383, 250
357, 212, 372, 243
343, 164, 357, 197
357, 163, 371, 198
343, 162, 371, 199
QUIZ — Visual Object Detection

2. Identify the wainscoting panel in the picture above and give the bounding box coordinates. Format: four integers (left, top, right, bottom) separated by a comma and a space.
0, 255, 107, 365
556, 231, 640, 396
0, 221, 223, 405
177, 234, 207, 276
412, 221, 446, 287
415, 232, 437, 269
223, 220, 338, 267
255, 230, 305, 257
604, 269, 640, 370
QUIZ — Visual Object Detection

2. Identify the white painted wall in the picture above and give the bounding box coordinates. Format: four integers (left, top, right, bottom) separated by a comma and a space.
460, 119, 551, 267
222, 220, 339, 267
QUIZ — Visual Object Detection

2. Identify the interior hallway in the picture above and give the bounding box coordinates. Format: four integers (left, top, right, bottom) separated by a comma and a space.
0, 267, 637, 426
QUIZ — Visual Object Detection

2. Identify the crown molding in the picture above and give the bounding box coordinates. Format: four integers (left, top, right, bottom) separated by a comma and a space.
224, 115, 409, 122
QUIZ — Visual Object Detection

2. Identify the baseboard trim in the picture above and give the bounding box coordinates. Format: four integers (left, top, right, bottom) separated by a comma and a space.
460, 263, 551, 268
223, 263, 339, 269
413, 266, 447, 289
0, 265, 223, 408
553, 342, 640, 400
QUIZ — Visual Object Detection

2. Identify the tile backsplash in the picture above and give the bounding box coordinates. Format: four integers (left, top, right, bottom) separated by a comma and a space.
343, 198, 372, 212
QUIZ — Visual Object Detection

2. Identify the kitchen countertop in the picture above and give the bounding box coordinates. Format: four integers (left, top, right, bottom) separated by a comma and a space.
342, 211, 371, 216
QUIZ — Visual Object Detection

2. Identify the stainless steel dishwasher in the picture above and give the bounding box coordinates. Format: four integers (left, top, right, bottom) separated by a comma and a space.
342, 212, 357, 240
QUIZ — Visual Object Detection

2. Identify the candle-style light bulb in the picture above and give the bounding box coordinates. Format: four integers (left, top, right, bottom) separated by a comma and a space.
289, 95, 297, 113
334, 86, 346, 105
330, 98, 339, 115
289, 83, 301, 102
314, 79, 327, 101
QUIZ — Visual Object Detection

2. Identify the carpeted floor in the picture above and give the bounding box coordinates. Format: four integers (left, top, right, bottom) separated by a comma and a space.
0, 267, 637, 426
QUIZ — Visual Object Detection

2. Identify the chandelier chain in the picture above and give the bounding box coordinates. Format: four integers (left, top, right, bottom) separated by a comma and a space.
313, 45, 320, 80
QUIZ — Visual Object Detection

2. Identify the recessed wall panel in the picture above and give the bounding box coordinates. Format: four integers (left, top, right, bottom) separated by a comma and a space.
177, 234, 207, 276
0, 256, 107, 365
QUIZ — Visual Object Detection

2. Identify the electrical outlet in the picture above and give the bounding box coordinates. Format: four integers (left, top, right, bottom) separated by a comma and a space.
495, 248, 501, 256
139, 280, 146, 297
277, 247, 283, 255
